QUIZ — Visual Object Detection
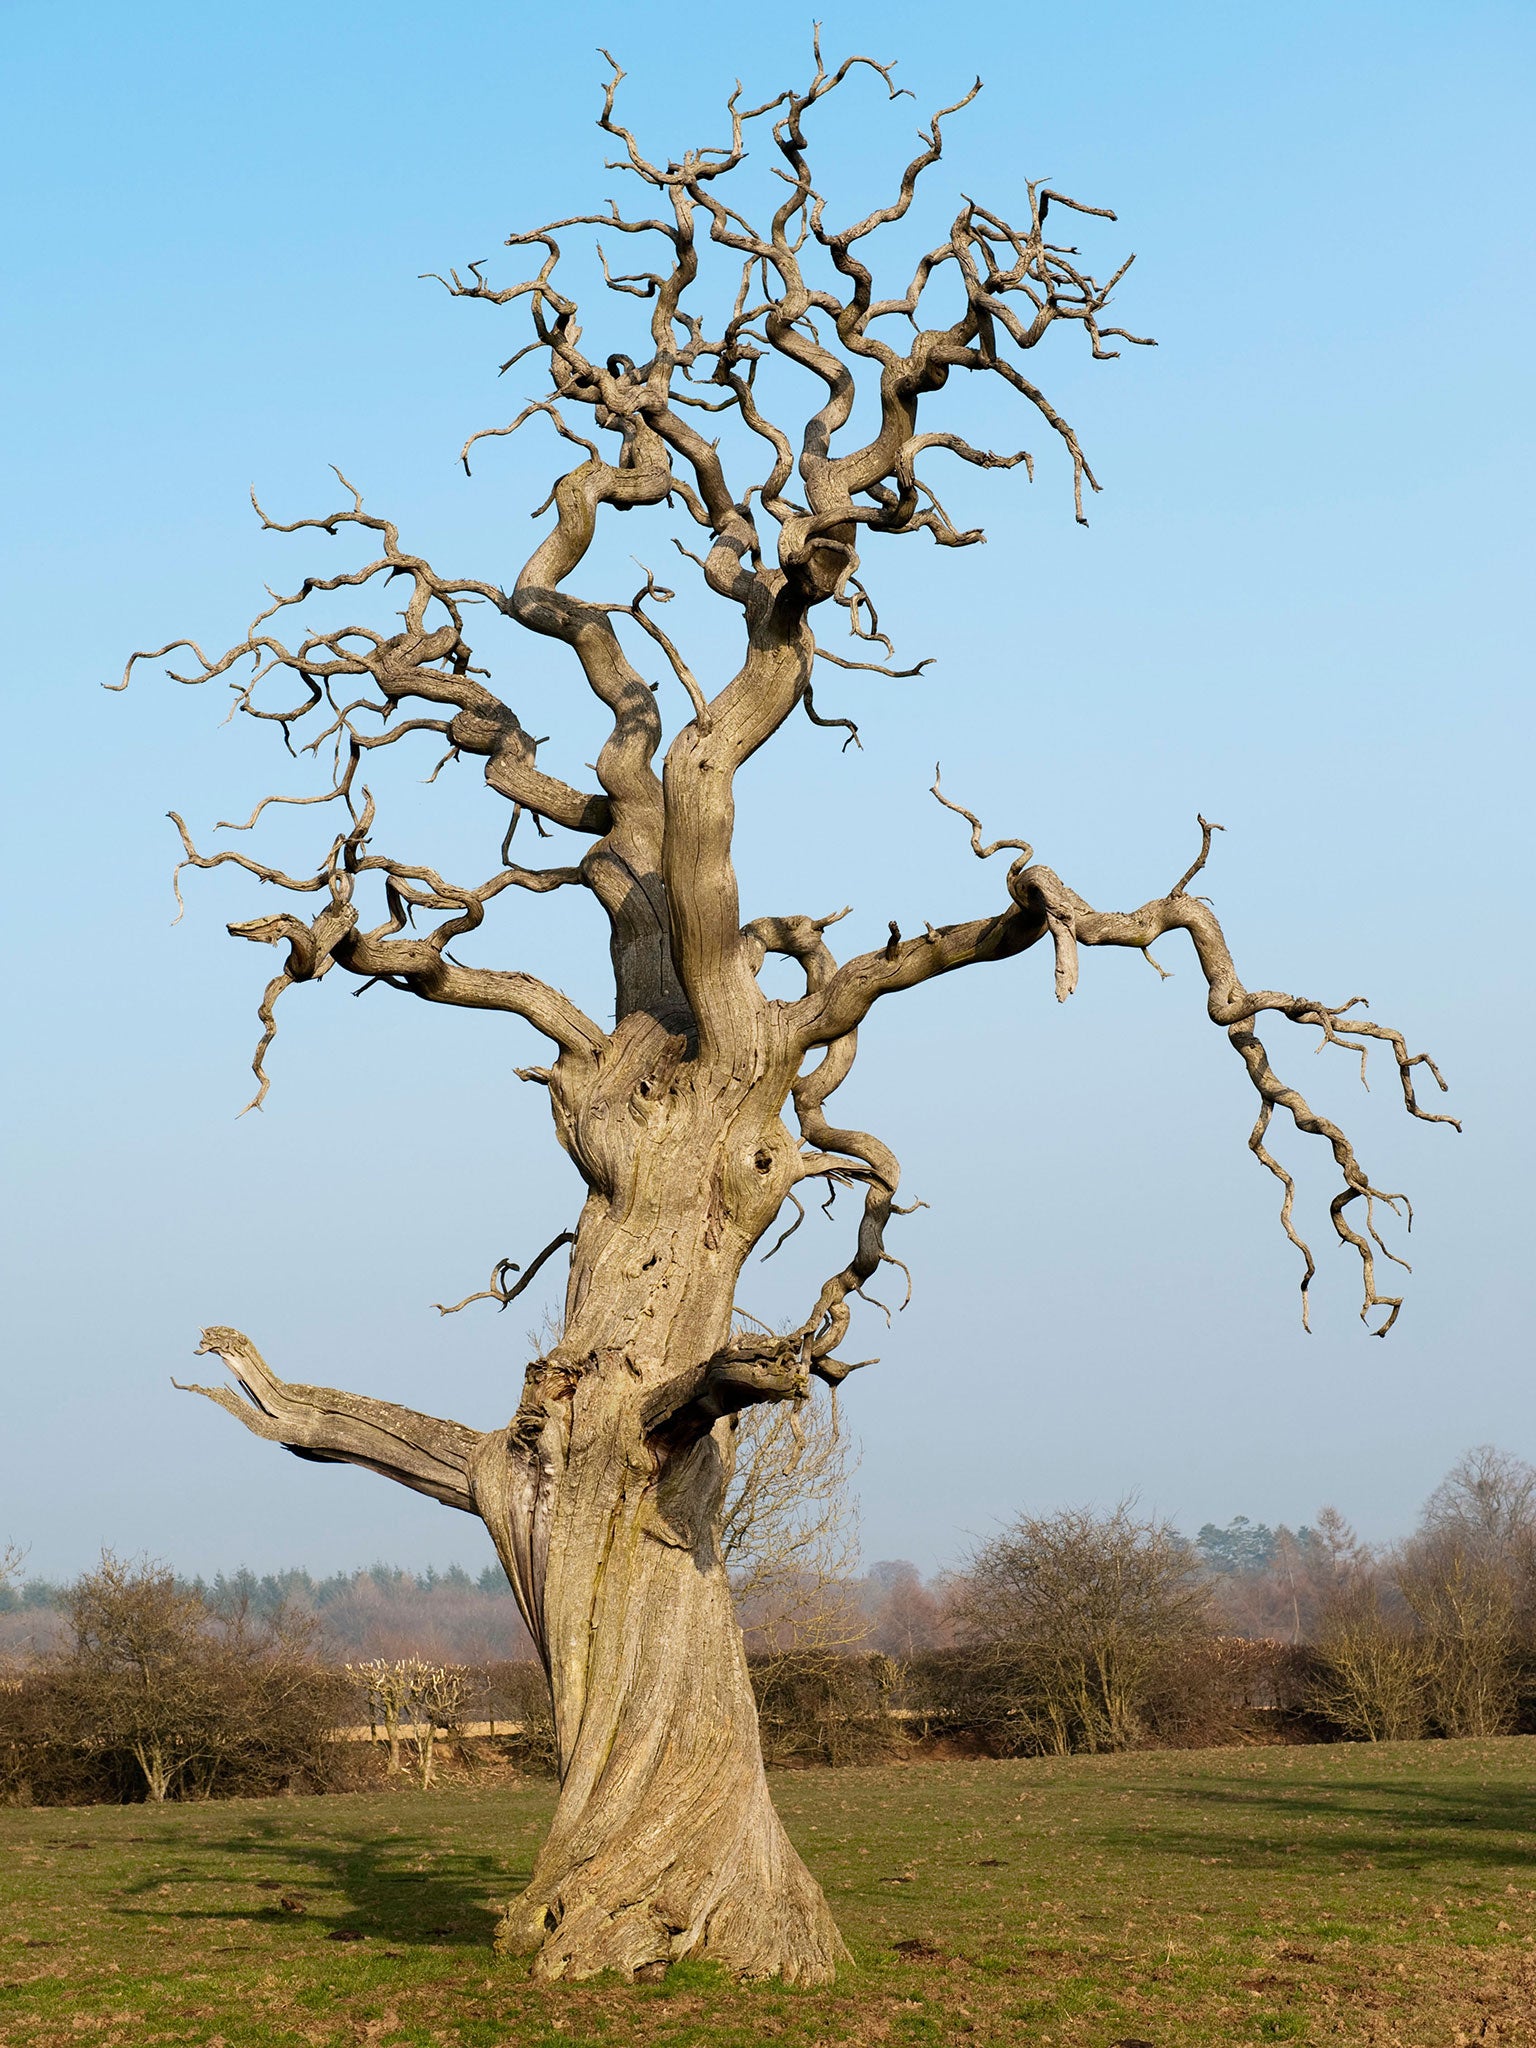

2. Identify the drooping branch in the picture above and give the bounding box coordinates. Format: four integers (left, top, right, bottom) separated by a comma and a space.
807, 793, 1457, 1335
1008, 848, 1456, 1334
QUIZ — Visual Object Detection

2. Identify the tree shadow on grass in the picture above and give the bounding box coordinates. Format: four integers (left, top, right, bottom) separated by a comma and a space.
1087, 1772, 1536, 1875
110, 1810, 537, 1951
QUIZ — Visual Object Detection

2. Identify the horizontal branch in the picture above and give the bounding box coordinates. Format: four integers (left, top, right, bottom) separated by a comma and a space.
845, 790, 1457, 1334
333, 928, 606, 1054
177, 1328, 483, 1512
796, 904, 1046, 1045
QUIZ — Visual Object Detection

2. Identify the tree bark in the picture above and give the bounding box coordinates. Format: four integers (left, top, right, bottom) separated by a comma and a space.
489, 1390, 844, 1981
477, 1048, 847, 1981
187, 1016, 848, 1982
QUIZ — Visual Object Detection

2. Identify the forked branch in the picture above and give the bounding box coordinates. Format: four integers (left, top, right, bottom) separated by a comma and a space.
800, 798, 1457, 1336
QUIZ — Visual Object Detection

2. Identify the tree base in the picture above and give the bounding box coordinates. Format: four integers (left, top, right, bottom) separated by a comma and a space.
493, 1679, 847, 1986
494, 1833, 848, 1985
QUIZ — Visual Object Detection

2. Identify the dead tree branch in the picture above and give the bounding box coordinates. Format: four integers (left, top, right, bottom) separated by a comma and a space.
176, 1329, 482, 1511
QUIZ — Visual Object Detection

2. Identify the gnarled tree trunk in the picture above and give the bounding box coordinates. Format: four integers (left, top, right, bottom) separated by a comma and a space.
476, 1027, 848, 1979
188, 1004, 859, 1980
487, 1366, 842, 1980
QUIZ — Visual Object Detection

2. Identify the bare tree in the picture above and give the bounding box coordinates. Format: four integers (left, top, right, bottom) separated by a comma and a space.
1419, 1446, 1536, 1567
723, 1388, 864, 1656
119, 41, 1455, 1981
1308, 1580, 1430, 1742
1395, 1536, 1519, 1737
950, 1502, 1212, 1753
350, 1657, 415, 1775
1391, 1447, 1536, 1737
407, 1662, 469, 1788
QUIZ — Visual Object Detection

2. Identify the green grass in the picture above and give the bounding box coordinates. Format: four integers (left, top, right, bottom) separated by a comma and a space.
4, 1737, 1534, 2045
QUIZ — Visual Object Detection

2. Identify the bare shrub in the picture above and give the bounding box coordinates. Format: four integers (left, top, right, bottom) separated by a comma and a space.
1395, 1537, 1518, 1737
725, 1388, 865, 1659
750, 1652, 901, 1767
62, 1555, 229, 1801
1308, 1581, 1430, 1741
951, 1503, 1212, 1755
1142, 1636, 1295, 1747
493, 1661, 559, 1776
1, 1554, 348, 1805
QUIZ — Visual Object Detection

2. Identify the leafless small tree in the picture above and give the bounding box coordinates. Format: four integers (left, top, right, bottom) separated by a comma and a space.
952, 1502, 1212, 1754
1308, 1582, 1429, 1742
120, 40, 1455, 1978
349, 1657, 416, 1774
0, 1544, 24, 1600
723, 1387, 864, 1656
408, 1663, 469, 1787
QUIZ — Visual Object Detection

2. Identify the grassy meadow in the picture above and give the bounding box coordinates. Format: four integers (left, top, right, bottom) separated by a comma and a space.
3, 1737, 1534, 2046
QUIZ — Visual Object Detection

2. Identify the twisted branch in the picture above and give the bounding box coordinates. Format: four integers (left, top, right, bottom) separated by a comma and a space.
799, 800, 1457, 1334
434, 1230, 576, 1316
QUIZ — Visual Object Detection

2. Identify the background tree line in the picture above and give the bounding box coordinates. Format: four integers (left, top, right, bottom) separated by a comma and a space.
7, 1434, 1536, 1802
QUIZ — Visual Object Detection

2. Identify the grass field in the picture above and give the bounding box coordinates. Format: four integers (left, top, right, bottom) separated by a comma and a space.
3, 1737, 1533, 2047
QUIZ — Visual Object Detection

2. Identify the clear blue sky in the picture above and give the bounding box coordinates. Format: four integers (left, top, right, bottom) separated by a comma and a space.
2, 0, 1531, 1581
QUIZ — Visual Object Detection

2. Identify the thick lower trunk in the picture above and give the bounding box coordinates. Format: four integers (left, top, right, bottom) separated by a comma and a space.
185, 1019, 849, 1982
483, 1357, 845, 1984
